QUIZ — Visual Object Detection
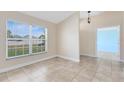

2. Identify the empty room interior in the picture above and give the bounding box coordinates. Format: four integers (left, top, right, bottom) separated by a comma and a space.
0, 11, 124, 82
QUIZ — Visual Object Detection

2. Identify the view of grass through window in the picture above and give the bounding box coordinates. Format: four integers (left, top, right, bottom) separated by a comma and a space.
7, 20, 47, 58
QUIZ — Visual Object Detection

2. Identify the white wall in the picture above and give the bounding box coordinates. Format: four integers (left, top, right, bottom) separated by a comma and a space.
0, 12, 57, 72
80, 12, 124, 61
57, 13, 80, 62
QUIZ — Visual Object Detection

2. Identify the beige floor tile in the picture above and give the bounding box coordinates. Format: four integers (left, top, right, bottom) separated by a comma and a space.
76, 69, 96, 80
93, 73, 112, 82
97, 66, 111, 74
92, 78, 101, 82
31, 74, 53, 82
7, 68, 31, 82
0, 73, 9, 82
50, 69, 77, 82
72, 74, 91, 82
111, 71, 124, 82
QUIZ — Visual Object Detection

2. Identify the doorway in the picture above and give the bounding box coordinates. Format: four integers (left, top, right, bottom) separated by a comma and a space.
96, 26, 120, 60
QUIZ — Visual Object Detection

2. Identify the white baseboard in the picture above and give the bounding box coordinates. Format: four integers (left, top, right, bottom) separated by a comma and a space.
80, 54, 124, 62
57, 55, 80, 62
80, 54, 97, 58
0, 55, 57, 74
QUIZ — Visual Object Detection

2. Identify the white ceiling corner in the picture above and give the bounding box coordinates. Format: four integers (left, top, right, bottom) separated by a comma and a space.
20, 11, 75, 24
20, 11, 104, 24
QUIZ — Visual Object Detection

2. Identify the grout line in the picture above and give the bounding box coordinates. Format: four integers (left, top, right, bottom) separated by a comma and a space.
71, 67, 84, 81
91, 61, 99, 82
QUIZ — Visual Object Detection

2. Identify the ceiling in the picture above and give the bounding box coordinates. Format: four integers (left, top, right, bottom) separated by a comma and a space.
21, 11, 75, 24
21, 11, 104, 24
80, 11, 104, 18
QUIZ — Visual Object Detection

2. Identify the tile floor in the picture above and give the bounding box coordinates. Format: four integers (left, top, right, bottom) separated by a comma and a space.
0, 55, 124, 82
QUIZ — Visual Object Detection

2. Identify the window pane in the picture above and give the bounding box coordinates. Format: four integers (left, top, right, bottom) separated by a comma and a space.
8, 47, 16, 57
37, 44, 42, 52
16, 46, 23, 56
32, 46, 38, 53
32, 40, 38, 53
7, 20, 29, 38
32, 40, 45, 53
41, 40, 45, 46
32, 26, 46, 39
41, 40, 46, 52
8, 40, 16, 57
41, 46, 45, 52
24, 45, 29, 54
8, 39, 29, 57
16, 40, 29, 56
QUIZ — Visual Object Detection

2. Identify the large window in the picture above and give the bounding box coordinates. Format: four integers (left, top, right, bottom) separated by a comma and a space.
97, 26, 120, 53
7, 20, 47, 58
96, 26, 120, 60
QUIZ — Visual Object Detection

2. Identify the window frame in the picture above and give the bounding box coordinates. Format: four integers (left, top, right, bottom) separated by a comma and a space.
96, 25, 120, 58
6, 19, 48, 59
